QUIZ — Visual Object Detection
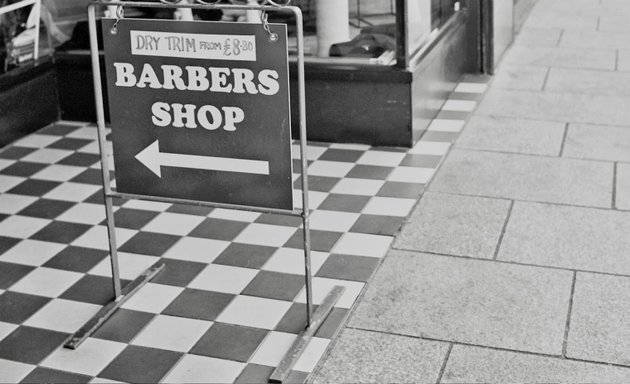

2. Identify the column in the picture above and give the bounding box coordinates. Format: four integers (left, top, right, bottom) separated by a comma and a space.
315, 0, 350, 57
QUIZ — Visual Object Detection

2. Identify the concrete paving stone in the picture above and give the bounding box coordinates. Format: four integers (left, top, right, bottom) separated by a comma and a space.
456, 115, 565, 156
499, 202, 630, 274
312, 328, 448, 384
617, 163, 630, 210
560, 30, 630, 49
563, 123, 630, 162
502, 45, 616, 71
394, 192, 511, 259
567, 273, 630, 366
477, 89, 630, 127
429, 149, 612, 208
349, 251, 572, 355
522, 11, 597, 31
619, 50, 630, 72
600, 15, 630, 33
513, 28, 562, 47
442, 345, 630, 383
492, 64, 548, 91
546, 68, 630, 97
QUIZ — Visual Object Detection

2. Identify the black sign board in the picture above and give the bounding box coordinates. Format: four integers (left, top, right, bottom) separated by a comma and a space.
102, 18, 293, 210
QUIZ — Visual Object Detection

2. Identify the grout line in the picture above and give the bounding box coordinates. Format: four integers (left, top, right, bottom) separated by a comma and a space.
347, 326, 630, 370
541, 67, 552, 91
613, 162, 618, 209
559, 122, 570, 157
492, 200, 514, 260
562, 271, 578, 358
436, 343, 454, 384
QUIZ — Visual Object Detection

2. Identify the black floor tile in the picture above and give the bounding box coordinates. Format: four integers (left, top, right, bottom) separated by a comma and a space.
274, 303, 311, 334
0, 291, 50, 324
242, 271, 304, 301
118, 231, 180, 256
318, 148, 364, 163
84, 190, 124, 205
7, 179, 61, 196
57, 152, 101, 167
346, 164, 393, 180
47, 138, 92, 150
377, 181, 425, 199
98, 345, 182, 383
162, 288, 234, 321
43, 246, 108, 273
70, 169, 105, 185
293, 175, 338, 193
0, 326, 68, 364
166, 204, 213, 216
109, 208, 160, 229
0, 161, 47, 177
17, 199, 75, 219
0, 261, 34, 289
315, 308, 349, 339
60, 275, 125, 305
150, 258, 205, 287
284, 229, 342, 252
254, 213, 302, 227
0, 236, 21, 255
350, 215, 405, 236
190, 323, 267, 362
92, 309, 155, 343
318, 194, 370, 213
421, 131, 460, 143
235, 364, 274, 384
38, 123, 82, 137
213, 243, 276, 269
0, 146, 36, 160
316, 254, 379, 282
30, 221, 92, 244
401, 153, 443, 168
189, 218, 248, 241
20, 367, 92, 384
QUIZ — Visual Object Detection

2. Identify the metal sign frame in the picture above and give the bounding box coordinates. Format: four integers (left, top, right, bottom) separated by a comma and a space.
65, 2, 344, 383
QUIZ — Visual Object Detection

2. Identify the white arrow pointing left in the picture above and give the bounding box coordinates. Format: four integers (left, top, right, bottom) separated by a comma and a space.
135, 140, 270, 178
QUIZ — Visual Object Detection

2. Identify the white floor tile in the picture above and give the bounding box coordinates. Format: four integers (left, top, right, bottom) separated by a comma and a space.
454, 82, 488, 93
0, 240, 65, 266
0, 159, 15, 172
120, 283, 184, 313
0, 175, 27, 193
308, 161, 354, 178
163, 237, 229, 264
88, 252, 158, 280
409, 141, 451, 156
216, 296, 292, 330
21, 148, 73, 164
13, 134, 60, 148
332, 232, 393, 258
0, 216, 51, 239
0, 322, 17, 342
24, 299, 100, 333
357, 151, 406, 167
249, 331, 296, 367
57, 203, 107, 225
0, 194, 38, 214
387, 167, 434, 184
291, 144, 328, 161
44, 182, 101, 202
0, 359, 34, 383
309, 210, 360, 232
330, 178, 384, 196
162, 354, 245, 384
362, 197, 416, 217
41, 338, 126, 376
189, 264, 258, 294
142, 212, 205, 236
72, 225, 136, 250
121, 199, 172, 212
427, 119, 466, 132
132, 315, 212, 352
294, 337, 330, 372
329, 143, 371, 151
295, 277, 365, 309
292, 190, 328, 210
262, 248, 328, 275
31, 165, 85, 182
234, 223, 296, 247
10, 267, 83, 298
442, 99, 477, 112
67, 126, 99, 140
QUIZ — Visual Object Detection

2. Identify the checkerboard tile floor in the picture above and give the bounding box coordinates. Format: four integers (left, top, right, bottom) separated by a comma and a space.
0, 77, 488, 383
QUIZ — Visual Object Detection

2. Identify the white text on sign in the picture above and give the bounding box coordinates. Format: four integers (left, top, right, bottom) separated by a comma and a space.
130, 30, 257, 61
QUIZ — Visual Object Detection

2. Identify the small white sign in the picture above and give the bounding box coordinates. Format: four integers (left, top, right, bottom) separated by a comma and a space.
130, 30, 256, 61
